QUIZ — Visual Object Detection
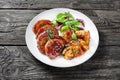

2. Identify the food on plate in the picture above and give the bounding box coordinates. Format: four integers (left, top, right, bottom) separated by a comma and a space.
69, 40, 80, 46
62, 46, 83, 59
80, 39, 89, 51
33, 20, 52, 34
33, 12, 90, 60
45, 39, 65, 59
36, 25, 59, 53
75, 30, 90, 45
37, 31, 50, 53
52, 12, 84, 32
62, 30, 74, 43
36, 25, 58, 38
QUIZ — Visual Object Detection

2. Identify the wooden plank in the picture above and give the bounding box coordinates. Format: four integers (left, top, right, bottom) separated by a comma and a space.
0, 0, 119, 10
95, 10, 120, 23
0, 10, 120, 46
0, 46, 120, 80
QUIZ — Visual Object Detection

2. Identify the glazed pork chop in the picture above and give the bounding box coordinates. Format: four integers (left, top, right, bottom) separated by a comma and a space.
36, 25, 58, 38
33, 20, 52, 34
45, 39, 65, 59
37, 31, 50, 53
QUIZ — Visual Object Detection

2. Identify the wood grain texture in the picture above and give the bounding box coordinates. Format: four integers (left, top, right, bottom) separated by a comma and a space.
0, 46, 120, 80
0, 0, 119, 10
0, 10, 120, 45
0, 0, 120, 80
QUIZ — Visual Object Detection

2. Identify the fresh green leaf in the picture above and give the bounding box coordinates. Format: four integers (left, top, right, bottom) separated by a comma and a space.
61, 25, 70, 32
56, 13, 65, 19
55, 12, 82, 33
64, 12, 74, 19
72, 27, 79, 31
65, 20, 81, 31
72, 20, 80, 27
74, 21, 82, 28
71, 32, 77, 40
57, 17, 67, 23
56, 13, 67, 23
65, 20, 73, 26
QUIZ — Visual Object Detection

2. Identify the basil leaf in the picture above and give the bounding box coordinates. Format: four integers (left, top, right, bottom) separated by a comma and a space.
61, 25, 70, 32
57, 13, 67, 23
64, 12, 74, 19
57, 17, 67, 23
57, 13, 65, 19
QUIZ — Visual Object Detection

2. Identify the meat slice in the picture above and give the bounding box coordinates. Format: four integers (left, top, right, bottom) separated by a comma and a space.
36, 25, 58, 38
37, 32, 50, 53
33, 20, 52, 34
37, 31, 65, 55
45, 39, 65, 59
54, 35, 67, 45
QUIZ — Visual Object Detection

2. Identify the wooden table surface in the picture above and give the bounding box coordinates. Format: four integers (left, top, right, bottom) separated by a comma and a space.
0, 0, 120, 80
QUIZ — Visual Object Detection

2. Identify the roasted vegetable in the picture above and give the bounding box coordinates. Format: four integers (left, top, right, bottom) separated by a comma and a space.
62, 46, 83, 59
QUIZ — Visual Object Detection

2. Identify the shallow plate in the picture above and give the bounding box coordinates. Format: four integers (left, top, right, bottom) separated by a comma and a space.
25, 8, 99, 68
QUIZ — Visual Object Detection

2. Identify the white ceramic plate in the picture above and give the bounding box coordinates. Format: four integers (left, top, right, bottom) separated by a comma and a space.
25, 8, 99, 68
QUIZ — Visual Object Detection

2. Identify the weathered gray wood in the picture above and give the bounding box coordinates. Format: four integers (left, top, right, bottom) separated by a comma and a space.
0, 0, 119, 80
0, 10, 120, 46
0, 0, 119, 10
0, 46, 120, 80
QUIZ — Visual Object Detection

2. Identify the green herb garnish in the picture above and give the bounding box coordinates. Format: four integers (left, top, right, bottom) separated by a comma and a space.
48, 33, 54, 39
46, 28, 54, 39
73, 49, 79, 53
66, 47, 70, 51
71, 32, 77, 40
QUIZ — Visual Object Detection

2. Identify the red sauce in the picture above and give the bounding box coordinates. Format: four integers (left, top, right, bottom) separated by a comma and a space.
33, 20, 52, 34
45, 39, 64, 59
